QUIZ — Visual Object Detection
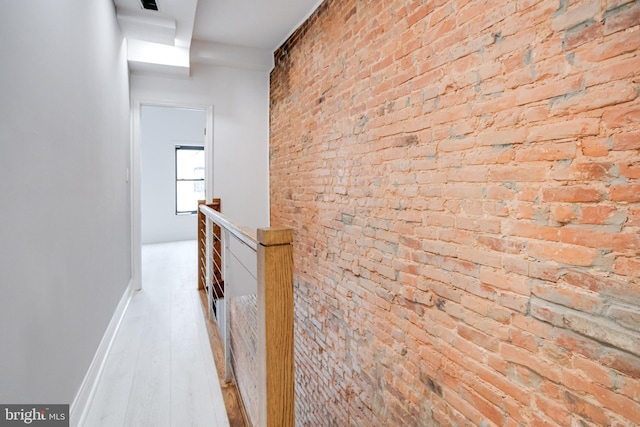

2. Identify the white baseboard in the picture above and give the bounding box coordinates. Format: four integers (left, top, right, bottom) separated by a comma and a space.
69, 280, 136, 427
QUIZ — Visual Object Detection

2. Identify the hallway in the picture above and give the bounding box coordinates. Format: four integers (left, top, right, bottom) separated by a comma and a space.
82, 240, 229, 426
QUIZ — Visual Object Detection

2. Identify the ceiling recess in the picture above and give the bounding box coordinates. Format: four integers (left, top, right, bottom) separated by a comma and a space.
141, 0, 158, 11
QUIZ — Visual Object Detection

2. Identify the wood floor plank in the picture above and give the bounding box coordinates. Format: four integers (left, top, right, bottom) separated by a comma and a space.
83, 241, 230, 427
123, 295, 172, 427
82, 296, 148, 426
189, 290, 231, 427
171, 289, 219, 426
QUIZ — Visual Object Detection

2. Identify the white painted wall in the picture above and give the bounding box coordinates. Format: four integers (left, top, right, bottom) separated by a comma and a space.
0, 1, 131, 404
141, 106, 206, 244
131, 63, 270, 230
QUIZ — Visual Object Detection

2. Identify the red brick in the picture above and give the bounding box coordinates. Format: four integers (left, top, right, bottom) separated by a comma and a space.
610, 184, 640, 202
551, 0, 601, 31
270, 1, 640, 424
406, 3, 431, 27
509, 327, 539, 353
532, 282, 604, 314
551, 81, 638, 115
477, 235, 526, 254
614, 256, 640, 277
460, 293, 512, 323
489, 163, 550, 181
629, 206, 640, 226
457, 247, 502, 269
542, 186, 603, 203
550, 205, 577, 224
562, 269, 639, 301
563, 369, 640, 425
482, 200, 510, 216
620, 161, 640, 179
564, 390, 611, 426
563, 19, 604, 50
552, 327, 601, 359
575, 24, 640, 63
517, 76, 584, 107
514, 141, 577, 162
455, 216, 501, 234
480, 267, 530, 295
457, 323, 499, 352
459, 384, 505, 426
580, 137, 609, 156
572, 355, 615, 388
528, 262, 565, 283
501, 342, 562, 382
532, 393, 572, 426
602, 105, 640, 130
515, 203, 536, 220
502, 255, 529, 276
604, 1, 640, 35
527, 241, 599, 266
505, 220, 559, 241
599, 347, 640, 378
616, 375, 640, 404
521, 105, 549, 123
584, 55, 640, 87
577, 205, 626, 225
527, 118, 600, 142
611, 130, 640, 150
558, 227, 640, 253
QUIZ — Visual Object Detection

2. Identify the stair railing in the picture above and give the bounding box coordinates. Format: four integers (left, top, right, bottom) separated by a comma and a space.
198, 201, 294, 427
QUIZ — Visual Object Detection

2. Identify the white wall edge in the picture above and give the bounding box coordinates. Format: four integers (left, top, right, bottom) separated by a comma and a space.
205, 104, 214, 204
131, 100, 143, 291
69, 280, 136, 427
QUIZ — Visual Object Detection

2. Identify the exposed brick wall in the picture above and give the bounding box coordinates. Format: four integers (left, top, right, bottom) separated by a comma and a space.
230, 295, 259, 426
269, 0, 640, 425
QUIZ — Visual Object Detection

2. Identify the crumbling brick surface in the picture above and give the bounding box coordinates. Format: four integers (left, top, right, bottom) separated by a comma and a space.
270, 0, 640, 425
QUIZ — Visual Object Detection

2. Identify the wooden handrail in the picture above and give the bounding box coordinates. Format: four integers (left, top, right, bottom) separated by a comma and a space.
198, 203, 294, 427
200, 204, 258, 251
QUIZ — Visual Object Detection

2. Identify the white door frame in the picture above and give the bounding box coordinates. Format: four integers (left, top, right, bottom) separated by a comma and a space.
130, 99, 214, 290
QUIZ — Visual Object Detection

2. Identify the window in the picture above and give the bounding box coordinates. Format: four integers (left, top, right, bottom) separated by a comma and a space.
175, 145, 205, 214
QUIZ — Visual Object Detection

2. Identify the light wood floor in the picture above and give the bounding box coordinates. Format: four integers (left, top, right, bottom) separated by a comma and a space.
82, 240, 230, 427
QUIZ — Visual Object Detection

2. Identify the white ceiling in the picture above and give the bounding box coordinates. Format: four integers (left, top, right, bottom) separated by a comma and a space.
113, 0, 322, 74
193, 0, 322, 49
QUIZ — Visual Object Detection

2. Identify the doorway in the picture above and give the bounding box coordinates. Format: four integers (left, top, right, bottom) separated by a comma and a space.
140, 105, 206, 244
131, 102, 214, 290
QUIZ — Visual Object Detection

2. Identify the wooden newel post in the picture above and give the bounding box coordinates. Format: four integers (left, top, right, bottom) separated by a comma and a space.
197, 199, 221, 292
197, 200, 206, 291
257, 227, 295, 427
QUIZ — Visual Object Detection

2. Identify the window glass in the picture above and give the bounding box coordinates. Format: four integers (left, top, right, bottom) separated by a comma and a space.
177, 148, 205, 180
175, 146, 204, 214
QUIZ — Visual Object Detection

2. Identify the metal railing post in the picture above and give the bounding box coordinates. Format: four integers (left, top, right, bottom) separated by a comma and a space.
222, 228, 233, 384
